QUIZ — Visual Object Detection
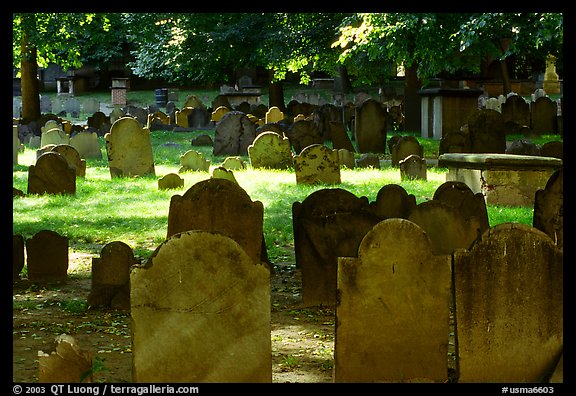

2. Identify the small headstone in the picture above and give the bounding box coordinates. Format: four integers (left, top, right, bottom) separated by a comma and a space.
265, 106, 284, 124
26, 229, 69, 283
355, 153, 380, 169
212, 166, 237, 183
179, 150, 210, 173
105, 117, 156, 178
158, 173, 185, 190
27, 152, 76, 195
399, 154, 427, 181
41, 127, 69, 148
211, 106, 230, 122
335, 219, 451, 382
38, 334, 93, 383
87, 241, 136, 310
337, 148, 355, 169
390, 135, 424, 166
191, 134, 213, 147
131, 231, 271, 382
247, 131, 293, 170
221, 156, 246, 170
294, 144, 341, 185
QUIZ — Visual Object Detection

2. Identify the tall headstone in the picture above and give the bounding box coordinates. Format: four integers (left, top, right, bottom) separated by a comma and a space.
292, 188, 380, 307
354, 98, 387, 153
531, 96, 558, 135
501, 94, 530, 132
335, 219, 451, 382
26, 230, 69, 283
131, 231, 271, 382
104, 117, 156, 178
454, 223, 563, 382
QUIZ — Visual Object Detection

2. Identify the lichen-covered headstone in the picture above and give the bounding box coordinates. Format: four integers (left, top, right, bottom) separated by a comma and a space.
294, 144, 340, 185
105, 117, 155, 178
131, 231, 271, 382
248, 131, 293, 170
158, 173, 184, 190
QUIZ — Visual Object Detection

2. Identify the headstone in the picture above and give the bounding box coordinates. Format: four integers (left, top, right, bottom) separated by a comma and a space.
13, 234, 25, 282
64, 97, 81, 117
211, 166, 237, 183
335, 219, 451, 382
191, 134, 213, 147
265, 106, 284, 124
354, 98, 387, 153
167, 178, 265, 266
27, 152, 76, 195
329, 121, 355, 152
407, 200, 482, 256
179, 150, 210, 173
533, 168, 563, 248
40, 96, 52, 113
69, 131, 102, 159
465, 109, 506, 154
211, 106, 230, 122
370, 184, 417, 220
294, 144, 341, 185
531, 96, 558, 135
183, 94, 205, 109
50, 144, 86, 178
82, 98, 100, 115
158, 173, 185, 190
432, 181, 490, 234
390, 135, 424, 166
286, 120, 323, 154
337, 148, 355, 169
125, 106, 148, 127
292, 188, 380, 307
189, 107, 211, 129
38, 334, 93, 383
109, 108, 124, 124
247, 131, 293, 170
25, 229, 69, 283
539, 140, 563, 160
213, 111, 257, 156
399, 154, 427, 181
221, 156, 246, 170
131, 231, 271, 382
501, 94, 530, 131
13, 125, 20, 164
313, 104, 342, 141
105, 117, 156, 178
454, 223, 563, 382
41, 127, 69, 148
87, 241, 135, 310
355, 153, 380, 169
175, 107, 193, 128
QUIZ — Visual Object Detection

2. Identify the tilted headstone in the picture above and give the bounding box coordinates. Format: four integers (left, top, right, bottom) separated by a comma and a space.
69, 131, 102, 159
27, 152, 76, 195
158, 173, 184, 190
370, 184, 417, 220
533, 168, 563, 248
38, 334, 93, 383
179, 150, 210, 173
453, 223, 563, 382
292, 188, 380, 307
329, 121, 355, 152
131, 231, 271, 382
286, 120, 323, 154
354, 98, 387, 154
26, 229, 69, 283
87, 241, 136, 310
247, 131, 293, 170
294, 144, 341, 185
213, 111, 256, 156
167, 178, 265, 266
335, 219, 451, 382
104, 117, 156, 178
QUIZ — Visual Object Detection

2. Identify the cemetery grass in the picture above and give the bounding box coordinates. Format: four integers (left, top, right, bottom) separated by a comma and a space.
13, 128, 541, 383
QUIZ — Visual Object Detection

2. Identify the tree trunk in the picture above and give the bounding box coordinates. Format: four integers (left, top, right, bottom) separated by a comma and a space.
20, 27, 41, 123
267, 69, 285, 112
403, 63, 422, 133
335, 65, 353, 94
499, 58, 512, 95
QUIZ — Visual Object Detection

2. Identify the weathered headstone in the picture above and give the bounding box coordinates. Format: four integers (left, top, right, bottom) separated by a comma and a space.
265, 106, 284, 124
335, 218, 451, 382
354, 98, 387, 153
131, 231, 271, 382
213, 111, 256, 156
329, 121, 355, 152
286, 119, 323, 154
69, 131, 102, 159
27, 152, 76, 195
501, 94, 530, 132
211, 106, 230, 122
539, 140, 563, 160
211, 166, 237, 183
399, 154, 427, 181
41, 127, 69, 148
292, 188, 380, 307
179, 150, 210, 173
105, 117, 156, 178
294, 144, 341, 185
247, 131, 293, 170
454, 223, 563, 382
533, 168, 563, 248
465, 109, 507, 154
531, 96, 558, 135
167, 178, 265, 266
370, 184, 417, 220
82, 98, 100, 115
38, 334, 93, 383
87, 241, 136, 310
50, 144, 86, 178
26, 229, 69, 283
175, 107, 193, 128
221, 156, 246, 170
390, 135, 424, 166
158, 173, 185, 190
